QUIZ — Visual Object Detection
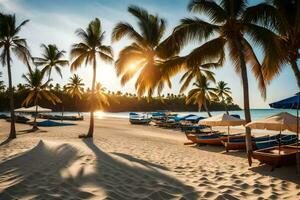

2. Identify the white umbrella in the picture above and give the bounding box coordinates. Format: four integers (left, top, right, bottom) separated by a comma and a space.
15, 106, 52, 113
198, 113, 246, 142
246, 112, 299, 133
198, 113, 246, 126
246, 112, 299, 151
14, 107, 27, 112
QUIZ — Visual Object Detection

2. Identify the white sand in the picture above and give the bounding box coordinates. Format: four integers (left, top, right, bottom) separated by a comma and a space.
0, 117, 299, 200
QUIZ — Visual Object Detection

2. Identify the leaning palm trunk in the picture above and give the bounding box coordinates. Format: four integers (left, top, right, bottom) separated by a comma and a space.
203, 100, 212, 117
235, 39, 252, 166
6, 48, 16, 139
290, 59, 300, 89
87, 57, 97, 137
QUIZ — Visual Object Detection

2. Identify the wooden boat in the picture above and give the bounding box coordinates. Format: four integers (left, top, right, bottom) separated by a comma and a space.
185, 133, 245, 146
222, 135, 272, 152
252, 146, 298, 169
255, 134, 297, 150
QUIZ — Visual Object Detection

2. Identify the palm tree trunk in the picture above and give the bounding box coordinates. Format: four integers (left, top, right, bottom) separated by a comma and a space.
33, 96, 39, 131
235, 39, 252, 166
203, 100, 212, 117
225, 104, 229, 115
6, 47, 16, 139
87, 57, 96, 137
222, 97, 229, 114
290, 59, 300, 89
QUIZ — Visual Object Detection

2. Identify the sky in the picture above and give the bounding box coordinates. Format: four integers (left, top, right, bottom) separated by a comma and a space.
0, 0, 298, 108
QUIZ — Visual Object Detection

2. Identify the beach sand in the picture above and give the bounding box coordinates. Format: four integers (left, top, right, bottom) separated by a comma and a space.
0, 117, 299, 200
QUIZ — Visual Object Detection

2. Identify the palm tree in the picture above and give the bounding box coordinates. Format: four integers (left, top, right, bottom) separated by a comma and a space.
65, 74, 85, 115
112, 5, 181, 98
170, 0, 282, 162
34, 44, 69, 80
22, 69, 61, 130
215, 81, 231, 114
70, 18, 113, 138
186, 76, 217, 117
0, 14, 31, 139
243, 0, 300, 88
0, 71, 5, 92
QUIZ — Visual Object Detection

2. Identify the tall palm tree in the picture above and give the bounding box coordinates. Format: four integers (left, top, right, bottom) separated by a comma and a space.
112, 5, 181, 98
34, 44, 69, 80
22, 69, 61, 130
186, 76, 217, 117
243, 0, 300, 88
70, 18, 113, 138
0, 14, 31, 139
215, 81, 231, 114
170, 0, 282, 162
65, 74, 85, 115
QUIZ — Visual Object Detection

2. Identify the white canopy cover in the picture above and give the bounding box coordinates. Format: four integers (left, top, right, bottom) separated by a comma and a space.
246, 112, 299, 133
198, 113, 246, 126
14, 106, 52, 113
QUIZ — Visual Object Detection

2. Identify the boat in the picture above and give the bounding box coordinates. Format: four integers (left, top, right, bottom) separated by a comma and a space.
221, 135, 272, 152
0, 114, 9, 119
129, 112, 151, 125
186, 133, 245, 146
252, 146, 298, 169
6, 115, 30, 124
38, 114, 84, 121
255, 134, 297, 150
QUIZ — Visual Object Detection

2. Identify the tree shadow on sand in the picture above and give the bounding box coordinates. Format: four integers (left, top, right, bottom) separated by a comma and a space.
249, 164, 300, 185
0, 139, 200, 200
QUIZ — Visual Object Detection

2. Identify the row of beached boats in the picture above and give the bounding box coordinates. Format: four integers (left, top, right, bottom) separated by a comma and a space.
129, 111, 300, 170
0, 105, 83, 126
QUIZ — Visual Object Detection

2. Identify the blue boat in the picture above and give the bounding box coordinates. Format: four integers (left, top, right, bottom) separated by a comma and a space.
129, 112, 150, 125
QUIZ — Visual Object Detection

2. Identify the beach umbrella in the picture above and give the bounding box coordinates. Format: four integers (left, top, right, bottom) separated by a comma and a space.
198, 113, 246, 126
246, 112, 299, 133
269, 93, 300, 171
198, 113, 246, 142
269, 92, 300, 109
14, 107, 27, 112
15, 106, 52, 113
246, 112, 299, 154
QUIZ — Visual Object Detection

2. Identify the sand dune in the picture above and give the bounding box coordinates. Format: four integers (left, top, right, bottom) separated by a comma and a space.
0, 117, 299, 199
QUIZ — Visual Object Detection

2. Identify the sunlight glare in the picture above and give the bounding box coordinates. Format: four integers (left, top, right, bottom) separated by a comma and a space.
95, 111, 105, 119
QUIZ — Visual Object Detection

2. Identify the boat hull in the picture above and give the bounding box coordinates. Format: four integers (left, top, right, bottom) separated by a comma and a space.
252, 146, 297, 168
129, 119, 150, 125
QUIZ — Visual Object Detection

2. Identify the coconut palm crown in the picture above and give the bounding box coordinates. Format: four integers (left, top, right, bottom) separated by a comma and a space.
34, 44, 69, 80
112, 5, 181, 98
243, 0, 300, 88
